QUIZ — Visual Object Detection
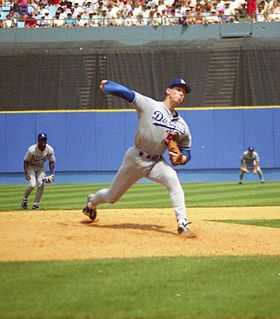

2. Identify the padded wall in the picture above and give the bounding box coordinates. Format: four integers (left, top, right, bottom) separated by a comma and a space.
0, 108, 279, 172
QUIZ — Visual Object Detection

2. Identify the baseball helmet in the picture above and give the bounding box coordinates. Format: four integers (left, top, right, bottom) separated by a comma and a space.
168, 78, 191, 94
37, 132, 48, 142
248, 146, 255, 152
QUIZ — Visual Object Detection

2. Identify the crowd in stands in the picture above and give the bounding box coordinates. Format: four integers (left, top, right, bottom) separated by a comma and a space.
0, 0, 279, 28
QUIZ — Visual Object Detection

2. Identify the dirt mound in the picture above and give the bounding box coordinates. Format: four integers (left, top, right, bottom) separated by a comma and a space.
0, 207, 279, 261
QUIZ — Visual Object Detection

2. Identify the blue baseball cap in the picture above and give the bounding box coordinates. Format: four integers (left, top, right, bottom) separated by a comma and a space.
168, 78, 191, 93
248, 146, 255, 152
37, 132, 48, 141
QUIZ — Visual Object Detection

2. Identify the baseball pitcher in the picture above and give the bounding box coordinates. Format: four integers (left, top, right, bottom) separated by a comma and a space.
83, 78, 196, 238
239, 146, 264, 184
21, 132, 56, 209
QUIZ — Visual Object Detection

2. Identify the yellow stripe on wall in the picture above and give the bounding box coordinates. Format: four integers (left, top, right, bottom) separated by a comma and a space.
0, 105, 280, 114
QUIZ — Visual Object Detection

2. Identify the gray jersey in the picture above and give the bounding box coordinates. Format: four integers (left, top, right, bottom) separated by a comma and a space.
133, 92, 191, 156
241, 151, 260, 167
86, 83, 193, 230
24, 144, 56, 170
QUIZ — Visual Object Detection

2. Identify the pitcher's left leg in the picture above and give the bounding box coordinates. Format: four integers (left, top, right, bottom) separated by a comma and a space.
147, 161, 195, 237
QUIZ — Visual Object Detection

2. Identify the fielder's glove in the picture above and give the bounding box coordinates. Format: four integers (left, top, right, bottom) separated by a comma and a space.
42, 174, 55, 184
164, 133, 187, 166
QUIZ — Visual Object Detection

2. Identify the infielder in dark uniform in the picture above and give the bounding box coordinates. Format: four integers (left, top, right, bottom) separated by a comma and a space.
21, 133, 56, 209
239, 146, 264, 184
83, 78, 196, 238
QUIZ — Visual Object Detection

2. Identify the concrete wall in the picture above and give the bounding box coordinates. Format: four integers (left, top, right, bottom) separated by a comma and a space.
0, 23, 279, 46
1, 107, 279, 173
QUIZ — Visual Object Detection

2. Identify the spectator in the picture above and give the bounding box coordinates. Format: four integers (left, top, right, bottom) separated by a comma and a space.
256, 0, 267, 22
87, 11, 99, 26
267, 0, 280, 21
0, 0, 277, 27
205, 7, 220, 23
193, 4, 205, 23
53, 11, 64, 25
2, 11, 14, 27
75, 13, 86, 25
215, 0, 225, 13
178, 7, 190, 24
151, 10, 163, 25
72, 2, 83, 17
24, 12, 37, 26
64, 11, 76, 26
223, 0, 235, 22
16, 13, 25, 26
17, 0, 28, 15
246, 0, 256, 21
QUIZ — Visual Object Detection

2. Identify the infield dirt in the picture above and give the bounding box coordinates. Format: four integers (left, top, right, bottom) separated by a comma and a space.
0, 207, 279, 262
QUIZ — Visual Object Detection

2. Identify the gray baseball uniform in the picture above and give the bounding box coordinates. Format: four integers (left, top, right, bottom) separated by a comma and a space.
23, 144, 56, 207
240, 150, 260, 169
239, 148, 264, 183
88, 92, 192, 226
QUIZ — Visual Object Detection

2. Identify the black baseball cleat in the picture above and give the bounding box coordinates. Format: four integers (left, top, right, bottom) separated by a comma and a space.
82, 205, 97, 221
32, 204, 40, 209
177, 221, 196, 238
178, 226, 196, 238
21, 199, 28, 209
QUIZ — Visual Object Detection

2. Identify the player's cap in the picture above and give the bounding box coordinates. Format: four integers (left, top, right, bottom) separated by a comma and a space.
248, 146, 255, 152
37, 132, 48, 142
168, 78, 191, 93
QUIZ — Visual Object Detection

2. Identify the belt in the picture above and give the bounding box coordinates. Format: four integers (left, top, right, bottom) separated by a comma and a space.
139, 150, 161, 161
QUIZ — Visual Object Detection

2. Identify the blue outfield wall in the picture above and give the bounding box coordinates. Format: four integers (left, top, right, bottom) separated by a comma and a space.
0, 108, 279, 173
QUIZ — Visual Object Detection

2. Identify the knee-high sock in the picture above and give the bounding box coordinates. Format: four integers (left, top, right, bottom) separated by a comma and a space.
88, 188, 111, 206
169, 187, 187, 224
34, 184, 44, 204
23, 186, 34, 199
257, 169, 264, 181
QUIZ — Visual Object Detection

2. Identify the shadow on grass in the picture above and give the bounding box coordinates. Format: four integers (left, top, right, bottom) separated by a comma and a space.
207, 219, 280, 228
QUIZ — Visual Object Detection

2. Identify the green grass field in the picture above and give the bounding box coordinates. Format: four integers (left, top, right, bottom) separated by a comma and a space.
0, 181, 279, 319
0, 181, 279, 211
213, 219, 280, 228
1, 256, 280, 319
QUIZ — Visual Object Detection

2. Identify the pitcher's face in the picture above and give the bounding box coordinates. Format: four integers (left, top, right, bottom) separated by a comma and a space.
166, 86, 186, 106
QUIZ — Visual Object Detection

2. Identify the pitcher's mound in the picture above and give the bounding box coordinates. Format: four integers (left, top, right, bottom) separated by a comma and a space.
0, 207, 279, 261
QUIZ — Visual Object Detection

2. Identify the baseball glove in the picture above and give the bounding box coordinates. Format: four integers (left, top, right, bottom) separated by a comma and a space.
42, 175, 55, 184
164, 133, 187, 166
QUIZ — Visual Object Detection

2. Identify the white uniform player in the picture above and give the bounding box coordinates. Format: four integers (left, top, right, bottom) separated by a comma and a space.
239, 146, 264, 184
83, 78, 196, 238
21, 133, 56, 209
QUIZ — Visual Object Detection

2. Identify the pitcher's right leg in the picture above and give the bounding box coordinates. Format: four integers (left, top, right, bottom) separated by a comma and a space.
83, 148, 143, 221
